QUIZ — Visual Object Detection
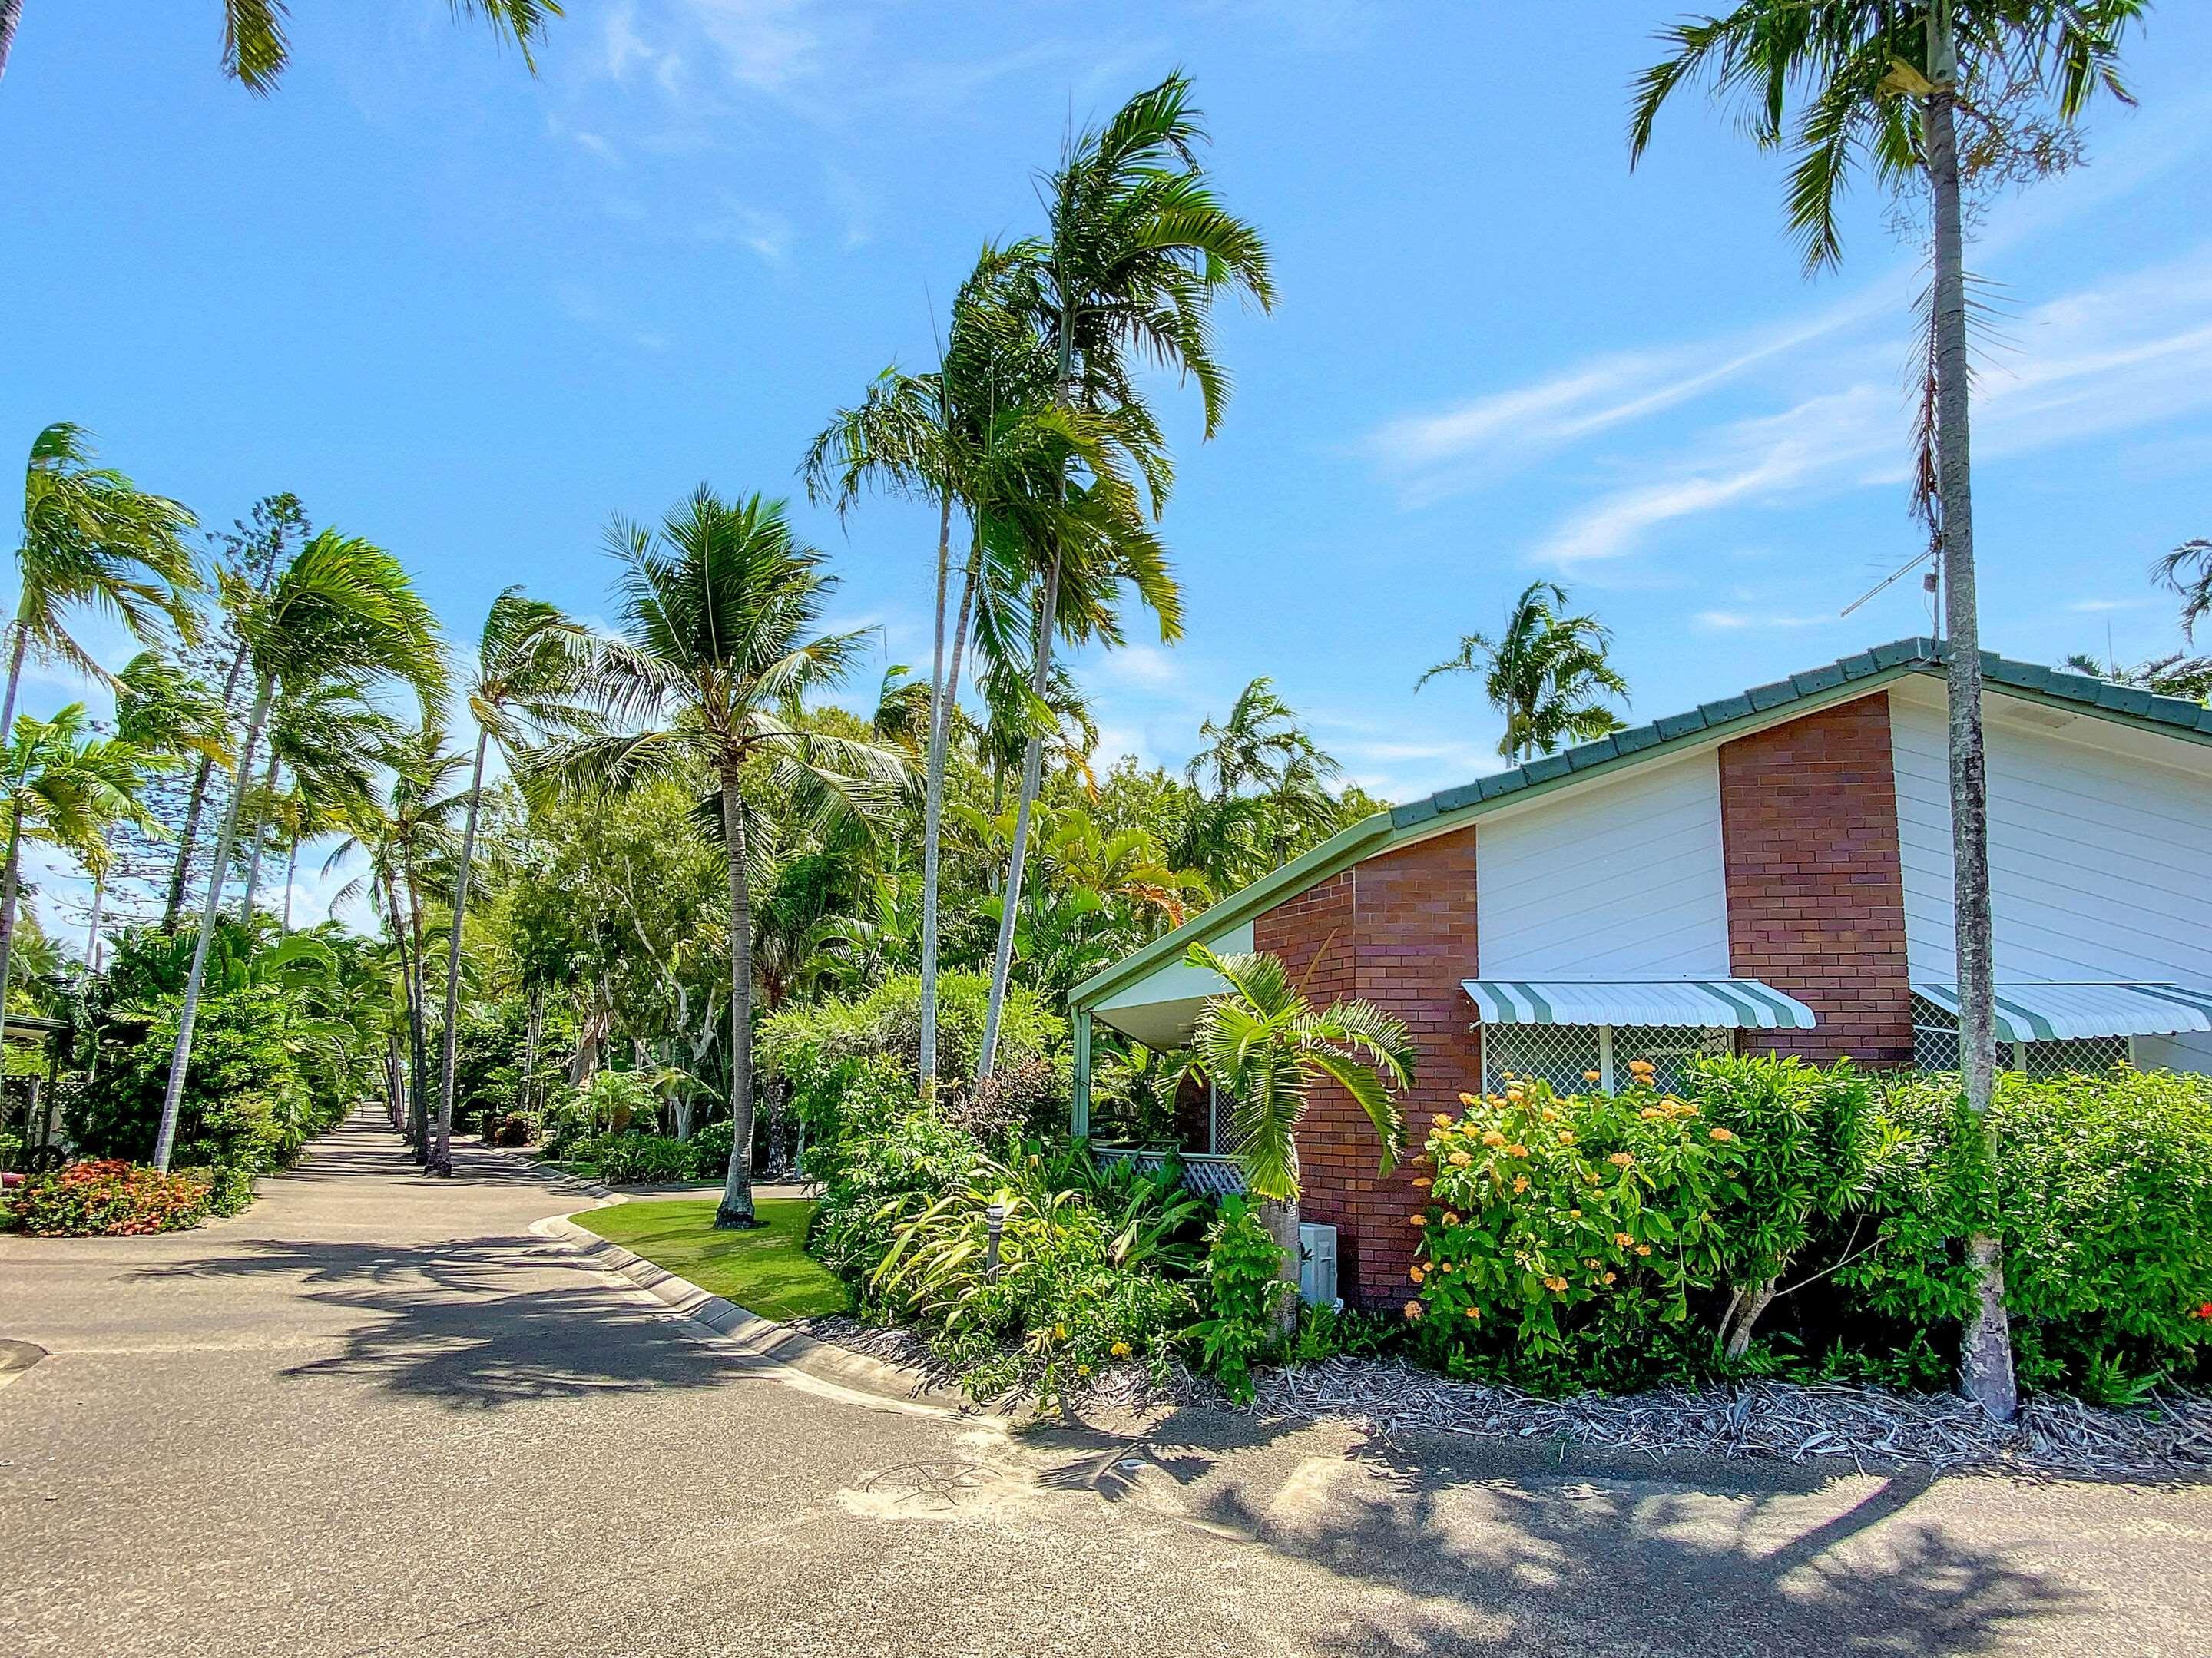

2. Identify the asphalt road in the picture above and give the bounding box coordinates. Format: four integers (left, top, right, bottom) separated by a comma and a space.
5, 1115, 2208, 1657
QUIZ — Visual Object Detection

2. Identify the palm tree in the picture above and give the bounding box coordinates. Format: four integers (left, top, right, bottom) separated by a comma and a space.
109, 649, 229, 962
2157, 538, 2210, 641
6, 423, 199, 742
1416, 580, 1628, 763
555, 489, 907, 1228
978, 73, 1270, 1078
0, 1, 558, 93
1186, 944, 1414, 1335
0, 705, 162, 1049
247, 682, 399, 927
151, 530, 444, 1171
1180, 678, 1345, 884
428, 590, 599, 1176
1630, 0, 2141, 1420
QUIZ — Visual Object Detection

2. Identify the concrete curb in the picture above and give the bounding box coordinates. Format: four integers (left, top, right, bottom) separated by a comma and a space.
530, 1212, 998, 1418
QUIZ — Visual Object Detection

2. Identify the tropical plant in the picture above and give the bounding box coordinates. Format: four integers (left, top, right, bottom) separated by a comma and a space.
2156, 537, 2212, 644
1177, 677, 1346, 886
4, 423, 198, 741
427, 589, 599, 1175
0, 1, 559, 93
151, 530, 445, 1170
552, 489, 908, 1227
1417, 580, 1627, 763
0, 706, 162, 1048
1186, 944, 1413, 1333
1628, 0, 2143, 1421
977, 71, 1273, 1081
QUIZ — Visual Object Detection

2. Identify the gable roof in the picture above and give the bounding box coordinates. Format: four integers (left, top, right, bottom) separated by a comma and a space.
1068, 637, 2212, 1013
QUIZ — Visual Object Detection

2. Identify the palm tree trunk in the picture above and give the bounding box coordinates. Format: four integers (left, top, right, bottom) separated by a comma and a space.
714, 772, 758, 1229
0, 0, 22, 90
0, 621, 26, 747
237, 748, 278, 923
978, 554, 1061, 1081
429, 729, 490, 1176
920, 518, 985, 1093
280, 833, 299, 935
163, 620, 261, 932
522, 982, 541, 1113
918, 487, 955, 1095
84, 866, 104, 970
1927, 55, 2015, 1423
401, 863, 432, 1164
153, 676, 274, 1172
0, 799, 25, 1058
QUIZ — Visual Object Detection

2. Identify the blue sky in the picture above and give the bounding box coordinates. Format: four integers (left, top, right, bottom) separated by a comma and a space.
5, 2, 2212, 925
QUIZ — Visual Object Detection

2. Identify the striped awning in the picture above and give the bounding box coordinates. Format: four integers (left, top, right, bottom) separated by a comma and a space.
1914, 982, 2212, 1044
1462, 979, 1817, 1031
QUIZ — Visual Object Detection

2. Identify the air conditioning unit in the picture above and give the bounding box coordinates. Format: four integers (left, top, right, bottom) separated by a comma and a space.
1297, 1223, 1339, 1309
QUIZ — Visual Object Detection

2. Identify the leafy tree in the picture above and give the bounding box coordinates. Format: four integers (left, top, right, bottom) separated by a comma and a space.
1628, 0, 2141, 1417
427, 589, 599, 1175
153, 531, 445, 1171
1178, 677, 1347, 888
5, 422, 198, 740
0, 1, 559, 93
2157, 537, 2211, 643
555, 489, 908, 1228
979, 71, 1272, 1079
1186, 944, 1413, 1332
1417, 579, 1627, 763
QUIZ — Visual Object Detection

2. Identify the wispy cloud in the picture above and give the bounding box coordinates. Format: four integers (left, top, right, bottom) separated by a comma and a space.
696, 198, 794, 265
1694, 609, 1836, 632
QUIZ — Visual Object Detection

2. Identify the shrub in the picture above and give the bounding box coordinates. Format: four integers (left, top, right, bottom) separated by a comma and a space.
482, 1110, 541, 1148
808, 1104, 983, 1284
12, 1159, 212, 1236
688, 1117, 734, 1179
1409, 1073, 1743, 1392
870, 1145, 1198, 1406
543, 1070, 659, 1158
947, 1051, 1067, 1145
1843, 1067, 2212, 1398
588, 1133, 694, 1186
1189, 1196, 1287, 1403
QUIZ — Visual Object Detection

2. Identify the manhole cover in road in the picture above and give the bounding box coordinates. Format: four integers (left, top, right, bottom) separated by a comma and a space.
0, 1340, 47, 1389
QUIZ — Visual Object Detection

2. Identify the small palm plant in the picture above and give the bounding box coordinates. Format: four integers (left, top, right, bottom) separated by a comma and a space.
152, 530, 445, 1171
555, 488, 909, 1228
1418, 579, 1628, 763
1186, 944, 1414, 1332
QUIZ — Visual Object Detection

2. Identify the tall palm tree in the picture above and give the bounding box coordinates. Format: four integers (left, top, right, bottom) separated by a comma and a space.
978, 73, 1268, 1077
1186, 943, 1413, 1334
6, 423, 199, 741
0, 1, 558, 92
2157, 537, 2211, 641
1180, 677, 1344, 884
428, 590, 600, 1176
109, 649, 230, 961
1416, 580, 1628, 763
152, 530, 445, 1171
555, 489, 908, 1227
0, 704, 161, 1048
1630, 0, 2141, 1420
245, 682, 399, 925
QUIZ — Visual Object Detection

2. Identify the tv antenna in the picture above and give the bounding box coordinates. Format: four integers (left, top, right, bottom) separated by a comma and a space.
1841, 548, 1941, 637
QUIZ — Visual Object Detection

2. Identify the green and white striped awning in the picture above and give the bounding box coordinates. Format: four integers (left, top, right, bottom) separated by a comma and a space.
1462, 979, 1817, 1031
1913, 982, 2212, 1044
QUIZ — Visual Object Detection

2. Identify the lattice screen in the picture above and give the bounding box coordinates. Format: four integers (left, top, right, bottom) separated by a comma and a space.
1481, 1024, 1730, 1097
1207, 1080, 1249, 1157
1910, 994, 2132, 1076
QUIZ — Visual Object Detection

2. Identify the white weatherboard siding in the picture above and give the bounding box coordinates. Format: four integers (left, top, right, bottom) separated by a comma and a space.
1888, 680, 2212, 986
1475, 749, 1731, 979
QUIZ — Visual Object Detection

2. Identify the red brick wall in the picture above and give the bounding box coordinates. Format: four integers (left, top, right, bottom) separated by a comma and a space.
1718, 693, 1914, 1066
1253, 829, 1482, 1307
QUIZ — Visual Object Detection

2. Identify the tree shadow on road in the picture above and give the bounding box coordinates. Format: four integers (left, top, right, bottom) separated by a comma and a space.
127, 1236, 786, 1411
1026, 1408, 2088, 1656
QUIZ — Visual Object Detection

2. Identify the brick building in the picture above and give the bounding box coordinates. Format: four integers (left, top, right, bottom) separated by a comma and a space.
1068, 639, 2212, 1308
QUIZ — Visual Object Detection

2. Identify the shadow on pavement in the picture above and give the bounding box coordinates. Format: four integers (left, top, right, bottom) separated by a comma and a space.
1029, 1408, 2083, 1656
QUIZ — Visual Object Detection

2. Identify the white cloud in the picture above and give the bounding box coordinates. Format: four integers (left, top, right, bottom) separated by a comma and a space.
2068, 596, 2153, 614
697, 198, 793, 265
1094, 642, 1184, 690
1694, 610, 1836, 632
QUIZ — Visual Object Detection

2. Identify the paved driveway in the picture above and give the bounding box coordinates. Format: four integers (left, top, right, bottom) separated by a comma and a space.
4, 1115, 2207, 1657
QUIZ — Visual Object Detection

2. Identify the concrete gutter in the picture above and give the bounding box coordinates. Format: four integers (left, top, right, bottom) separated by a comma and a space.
530, 1211, 1005, 1419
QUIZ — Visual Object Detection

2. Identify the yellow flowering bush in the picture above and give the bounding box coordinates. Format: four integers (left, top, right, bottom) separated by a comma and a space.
1408, 1077, 1743, 1388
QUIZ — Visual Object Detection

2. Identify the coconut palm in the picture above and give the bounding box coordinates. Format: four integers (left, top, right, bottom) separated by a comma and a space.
976, 73, 1271, 1078
151, 530, 444, 1171
0, 1, 558, 93
1630, 0, 2141, 1420
2157, 538, 2211, 641
553, 489, 908, 1228
1179, 678, 1345, 885
5, 423, 199, 743
0, 705, 162, 1048
427, 590, 600, 1176
1416, 580, 1628, 763
1186, 943, 1414, 1333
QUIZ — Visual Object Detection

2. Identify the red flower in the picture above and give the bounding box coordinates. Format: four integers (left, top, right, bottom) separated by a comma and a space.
2194, 1302, 2212, 1321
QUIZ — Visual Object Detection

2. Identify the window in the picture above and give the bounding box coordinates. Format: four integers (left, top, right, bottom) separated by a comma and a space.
1909, 994, 2134, 1077
1480, 1024, 1730, 1096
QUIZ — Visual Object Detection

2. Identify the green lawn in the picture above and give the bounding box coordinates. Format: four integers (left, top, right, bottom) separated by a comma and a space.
573, 1197, 845, 1322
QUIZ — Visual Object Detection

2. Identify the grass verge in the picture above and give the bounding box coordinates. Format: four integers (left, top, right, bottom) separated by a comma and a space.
572, 1196, 844, 1321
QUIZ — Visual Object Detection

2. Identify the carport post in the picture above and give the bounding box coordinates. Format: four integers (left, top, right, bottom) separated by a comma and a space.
1071, 1008, 1091, 1138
